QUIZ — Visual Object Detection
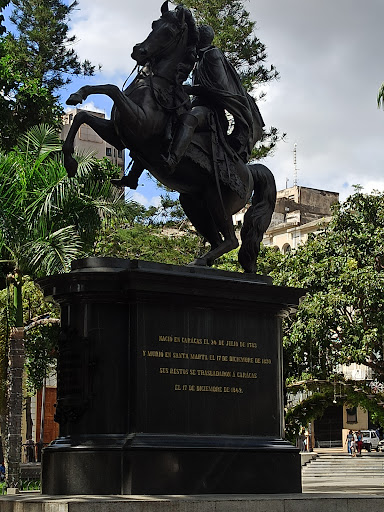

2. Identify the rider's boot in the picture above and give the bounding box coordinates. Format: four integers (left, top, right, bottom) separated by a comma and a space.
111, 159, 145, 189
161, 113, 198, 174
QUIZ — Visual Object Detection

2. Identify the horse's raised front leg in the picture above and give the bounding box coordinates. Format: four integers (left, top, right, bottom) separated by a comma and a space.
66, 84, 144, 124
62, 110, 124, 177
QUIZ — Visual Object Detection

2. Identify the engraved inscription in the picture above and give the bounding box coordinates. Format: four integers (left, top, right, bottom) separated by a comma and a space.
141, 334, 274, 395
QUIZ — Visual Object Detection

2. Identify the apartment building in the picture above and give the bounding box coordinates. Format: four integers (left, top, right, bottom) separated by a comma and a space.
233, 185, 339, 253
61, 108, 125, 170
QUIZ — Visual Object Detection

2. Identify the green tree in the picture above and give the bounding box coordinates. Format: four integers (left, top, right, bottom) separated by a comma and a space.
173, 0, 284, 158
214, 244, 283, 273
0, 124, 129, 488
269, 189, 384, 434
273, 190, 384, 381
0, 0, 95, 150
94, 223, 206, 266
0, 278, 60, 443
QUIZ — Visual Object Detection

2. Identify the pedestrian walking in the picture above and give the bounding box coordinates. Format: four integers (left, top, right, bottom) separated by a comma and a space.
346, 430, 354, 455
356, 430, 363, 456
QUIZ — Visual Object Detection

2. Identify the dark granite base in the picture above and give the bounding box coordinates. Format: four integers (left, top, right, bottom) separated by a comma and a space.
39, 258, 304, 495
42, 435, 301, 495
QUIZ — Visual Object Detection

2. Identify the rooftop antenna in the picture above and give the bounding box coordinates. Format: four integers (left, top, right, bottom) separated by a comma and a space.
293, 143, 298, 186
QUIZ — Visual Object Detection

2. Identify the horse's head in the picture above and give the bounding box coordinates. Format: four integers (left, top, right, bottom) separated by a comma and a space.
132, 1, 198, 77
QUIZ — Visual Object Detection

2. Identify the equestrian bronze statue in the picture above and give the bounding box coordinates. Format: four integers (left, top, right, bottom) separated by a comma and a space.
62, 1, 276, 272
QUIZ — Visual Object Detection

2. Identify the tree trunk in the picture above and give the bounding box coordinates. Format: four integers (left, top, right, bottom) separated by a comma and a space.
6, 276, 24, 491
6, 326, 24, 489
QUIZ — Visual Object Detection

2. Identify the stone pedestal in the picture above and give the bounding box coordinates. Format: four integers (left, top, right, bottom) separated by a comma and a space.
38, 258, 303, 495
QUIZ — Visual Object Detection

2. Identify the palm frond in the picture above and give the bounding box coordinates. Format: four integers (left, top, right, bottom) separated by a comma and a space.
17, 124, 62, 158
1, 124, 131, 275
24, 226, 82, 277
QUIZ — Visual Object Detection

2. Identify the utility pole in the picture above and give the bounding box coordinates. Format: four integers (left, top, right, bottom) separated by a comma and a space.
293, 143, 298, 187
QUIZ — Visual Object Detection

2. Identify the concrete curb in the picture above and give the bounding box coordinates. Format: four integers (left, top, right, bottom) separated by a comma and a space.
1, 493, 384, 512
300, 452, 318, 466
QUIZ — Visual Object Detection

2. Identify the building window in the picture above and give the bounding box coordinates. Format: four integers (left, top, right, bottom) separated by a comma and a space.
106, 147, 112, 156
118, 150, 123, 158
282, 244, 291, 255
346, 407, 357, 423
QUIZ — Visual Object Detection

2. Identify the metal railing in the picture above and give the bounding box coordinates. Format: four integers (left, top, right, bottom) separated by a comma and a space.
316, 440, 342, 448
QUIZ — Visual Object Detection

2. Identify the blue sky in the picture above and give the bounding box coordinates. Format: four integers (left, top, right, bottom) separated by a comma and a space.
4, 0, 384, 205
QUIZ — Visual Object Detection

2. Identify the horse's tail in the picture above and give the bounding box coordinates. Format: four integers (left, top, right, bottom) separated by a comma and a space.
238, 163, 276, 273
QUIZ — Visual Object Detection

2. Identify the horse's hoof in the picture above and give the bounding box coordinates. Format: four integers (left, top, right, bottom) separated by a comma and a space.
64, 154, 78, 177
66, 93, 84, 106
188, 258, 208, 267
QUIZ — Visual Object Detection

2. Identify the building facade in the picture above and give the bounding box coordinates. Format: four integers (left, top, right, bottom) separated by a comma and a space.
233, 185, 339, 254
61, 109, 125, 171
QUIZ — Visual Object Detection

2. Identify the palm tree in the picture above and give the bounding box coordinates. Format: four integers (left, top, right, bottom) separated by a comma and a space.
0, 124, 128, 489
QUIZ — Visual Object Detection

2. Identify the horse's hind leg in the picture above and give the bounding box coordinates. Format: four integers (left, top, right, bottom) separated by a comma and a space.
181, 185, 240, 267
192, 186, 241, 266
179, 193, 222, 249
62, 110, 124, 177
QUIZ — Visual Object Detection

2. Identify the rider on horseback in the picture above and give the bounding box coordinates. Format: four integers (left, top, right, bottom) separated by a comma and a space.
62, 1, 275, 271
161, 24, 264, 174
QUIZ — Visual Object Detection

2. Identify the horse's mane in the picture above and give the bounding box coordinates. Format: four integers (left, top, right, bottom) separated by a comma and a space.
162, 5, 199, 84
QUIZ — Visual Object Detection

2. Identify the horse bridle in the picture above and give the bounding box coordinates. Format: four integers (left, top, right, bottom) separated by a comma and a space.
124, 18, 190, 112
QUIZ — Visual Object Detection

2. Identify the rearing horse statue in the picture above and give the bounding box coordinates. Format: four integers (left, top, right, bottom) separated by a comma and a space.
62, 1, 276, 273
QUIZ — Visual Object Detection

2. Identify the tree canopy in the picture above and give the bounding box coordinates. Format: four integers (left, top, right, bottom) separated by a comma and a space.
273, 189, 384, 383
0, 124, 129, 278
0, 0, 95, 150
261, 189, 384, 437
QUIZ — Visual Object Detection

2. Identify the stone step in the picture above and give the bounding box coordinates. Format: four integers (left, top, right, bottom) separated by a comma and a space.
304, 468, 384, 472
302, 452, 384, 482
304, 470, 384, 473
304, 461, 384, 467
304, 472, 384, 477
307, 463, 382, 466
301, 451, 384, 494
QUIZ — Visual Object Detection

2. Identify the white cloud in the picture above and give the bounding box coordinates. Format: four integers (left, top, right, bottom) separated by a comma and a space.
130, 191, 149, 206
129, 191, 161, 207
150, 195, 162, 207
69, 0, 163, 78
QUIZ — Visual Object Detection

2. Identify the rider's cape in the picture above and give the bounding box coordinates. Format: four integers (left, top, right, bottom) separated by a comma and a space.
191, 46, 264, 163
